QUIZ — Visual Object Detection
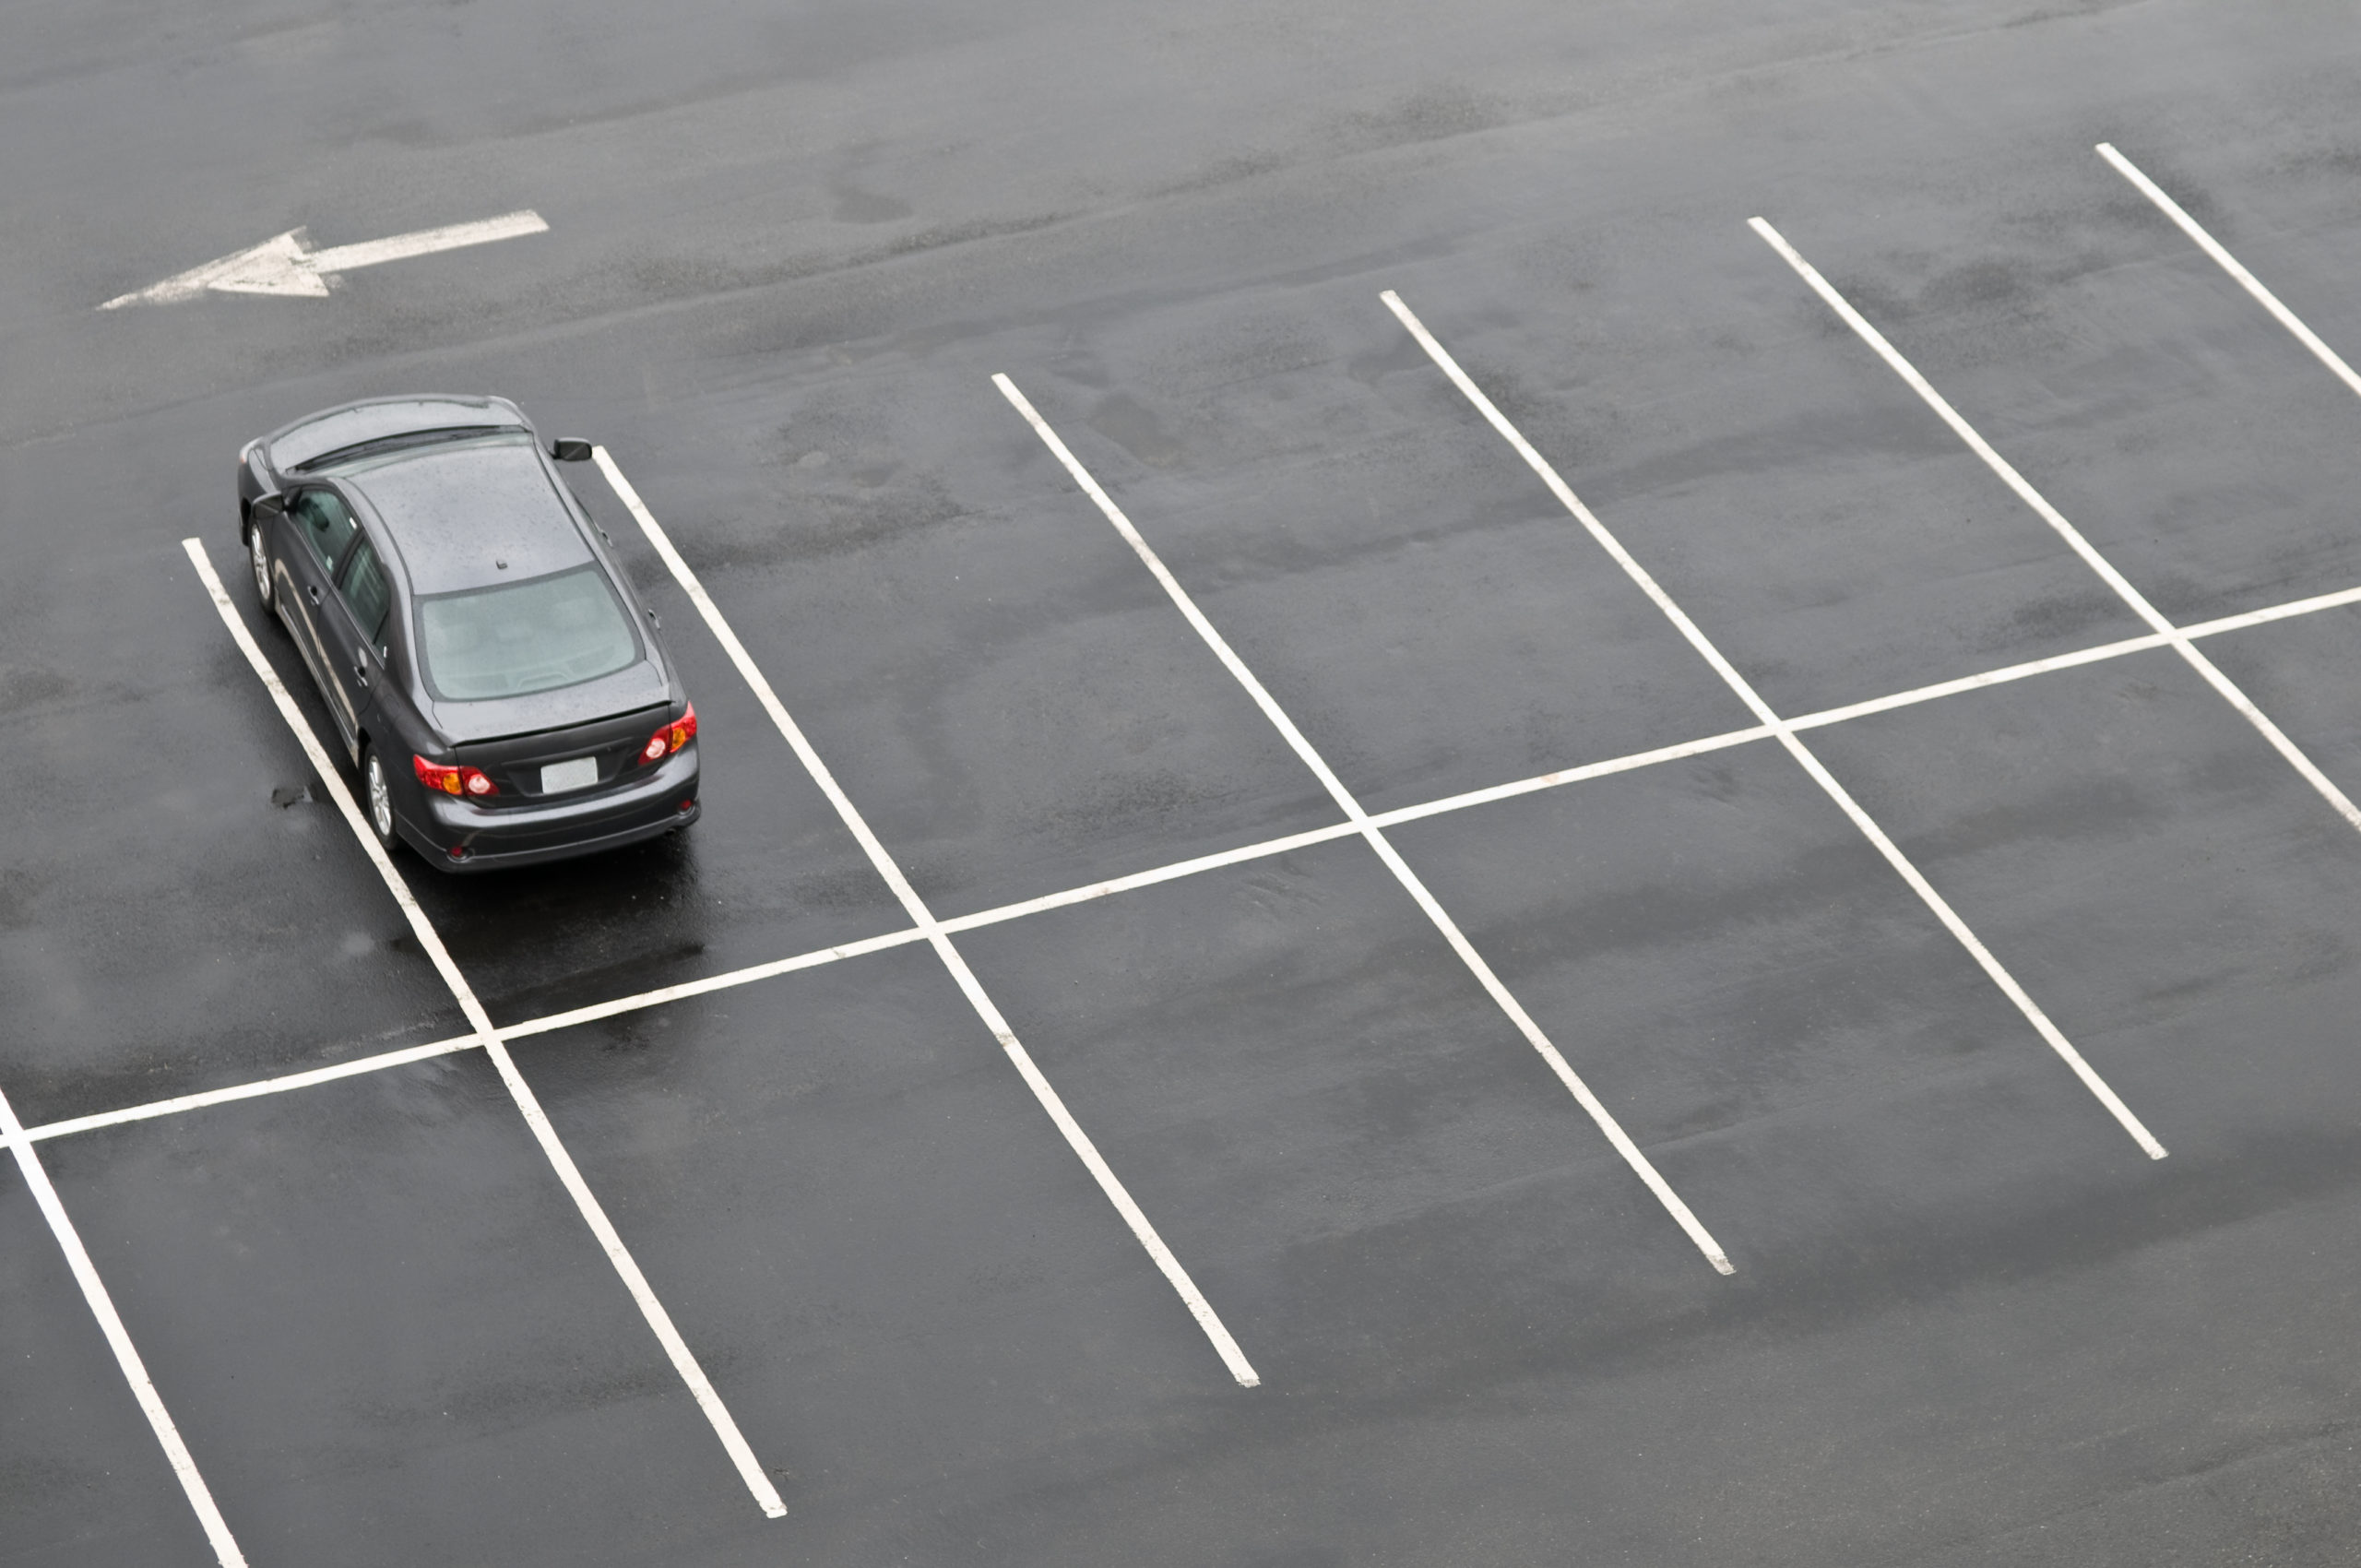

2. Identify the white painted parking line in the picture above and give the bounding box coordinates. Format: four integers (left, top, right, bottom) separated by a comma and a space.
1784, 634, 2171, 732
44, 557, 2361, 1158
1368, 726, 1776, 830
2095, 143, 2361, 401
506, 928, 933, 1039
17, 934, 930, 1148
0, 1085, 250, 1568
1752, 216, 2361, 841
181, 540, 790, 1520
938, 821, 1367, 934
1382, 291, 2170, 1162
589, 450, 1264, 1388
2179, 583, 2361, 640
993, 374, 1739, 1276
18, 1036, 481, 1146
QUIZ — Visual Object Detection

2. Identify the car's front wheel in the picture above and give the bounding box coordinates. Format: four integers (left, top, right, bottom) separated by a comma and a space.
248, 523, 276, 614
361, 744, 401, 856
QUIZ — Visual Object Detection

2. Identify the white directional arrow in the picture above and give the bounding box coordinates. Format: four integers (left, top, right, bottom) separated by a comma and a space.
100, 210, 548, 309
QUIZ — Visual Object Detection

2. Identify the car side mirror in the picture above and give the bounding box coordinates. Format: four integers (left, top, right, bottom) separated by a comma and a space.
251, 492, 285, 517
548, 438, 593, 462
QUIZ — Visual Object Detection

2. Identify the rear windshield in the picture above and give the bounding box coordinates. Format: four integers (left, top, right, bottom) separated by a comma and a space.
313, 427, 531, 478
417, 564, 639, 701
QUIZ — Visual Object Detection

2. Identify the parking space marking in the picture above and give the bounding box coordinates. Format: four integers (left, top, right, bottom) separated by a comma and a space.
1752, 217, 2361, 841
589, 450, 1264, 1388
504, 927, 933, 1036
1784, 635, 2170, 731
993, 374, 1740, 1275
939, 821, 1367, 931
2181, 583, 2361, 639
1, 1086, 251, 1568
50, 555, 2361, 1160
1368, 726, 1776, 828
18, 934, 929, 1148
18, 1035, 481, 1146
1380, 291, 2170, 1161
2096, 143, 2361, 401
181, 540, 790, 1520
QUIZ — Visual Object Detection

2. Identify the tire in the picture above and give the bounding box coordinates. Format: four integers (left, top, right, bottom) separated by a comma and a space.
361, 744, 402, 857
248, 521, 276, 614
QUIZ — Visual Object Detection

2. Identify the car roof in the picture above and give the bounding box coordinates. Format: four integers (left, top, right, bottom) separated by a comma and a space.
267, 395, 527, 474
338, 434, 597, 597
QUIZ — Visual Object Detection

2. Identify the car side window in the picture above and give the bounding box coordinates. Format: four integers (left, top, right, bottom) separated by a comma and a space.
337, 536, 394, 651
289, 488, 359, 573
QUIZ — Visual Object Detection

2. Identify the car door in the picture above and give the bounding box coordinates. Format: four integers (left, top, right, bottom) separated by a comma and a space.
281, 486, 364, 756
321, 529, 396, 754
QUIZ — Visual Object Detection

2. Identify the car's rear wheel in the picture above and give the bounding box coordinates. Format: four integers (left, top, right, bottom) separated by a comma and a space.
248, 523, 275, 613
361, 744, 400, 855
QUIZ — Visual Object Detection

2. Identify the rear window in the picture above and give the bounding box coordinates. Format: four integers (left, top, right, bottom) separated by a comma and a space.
417, 565, 639, 701
314, 427, 531, 478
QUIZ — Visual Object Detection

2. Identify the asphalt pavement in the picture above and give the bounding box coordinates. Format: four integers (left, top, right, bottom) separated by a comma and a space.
7, 1, 2361, 1563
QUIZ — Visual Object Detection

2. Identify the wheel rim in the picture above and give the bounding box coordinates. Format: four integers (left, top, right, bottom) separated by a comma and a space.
250, 529, 270, 601
367, 756, 394, 840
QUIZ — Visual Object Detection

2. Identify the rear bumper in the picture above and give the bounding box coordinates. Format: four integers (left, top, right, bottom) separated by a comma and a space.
396, 749, 700, 873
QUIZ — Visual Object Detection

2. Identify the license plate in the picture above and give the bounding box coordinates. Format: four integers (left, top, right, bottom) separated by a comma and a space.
540, 756, 599, 794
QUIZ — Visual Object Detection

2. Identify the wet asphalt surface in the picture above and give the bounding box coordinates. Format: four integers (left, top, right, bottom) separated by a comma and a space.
8, 1, 2361, 1563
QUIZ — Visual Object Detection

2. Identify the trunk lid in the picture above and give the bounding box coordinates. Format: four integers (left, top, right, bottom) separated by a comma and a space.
452, 702, 672, 800
422, 659, 670, 747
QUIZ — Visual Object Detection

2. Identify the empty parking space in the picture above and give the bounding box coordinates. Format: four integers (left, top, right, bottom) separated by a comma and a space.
2098, 133, 2361, 382
1808, 651, 2361, 1160
1382, 741, 2167, 1246
1751, 148, 2361, 629
1379, 234, 2160, 723
984, 291, 1762, 814
575, 362, 1343, 921
509, 947, 1251, 1559
34, 1069, 765, 1568
956, 837, 1716, 1386
0, 1172, 218, 1567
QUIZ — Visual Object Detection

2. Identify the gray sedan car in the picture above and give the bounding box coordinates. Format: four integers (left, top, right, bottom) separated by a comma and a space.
238, 395, 699, 871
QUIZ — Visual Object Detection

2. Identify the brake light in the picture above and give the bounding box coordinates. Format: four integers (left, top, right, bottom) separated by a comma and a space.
640, 702, 697, 764
413, 755, 498, 797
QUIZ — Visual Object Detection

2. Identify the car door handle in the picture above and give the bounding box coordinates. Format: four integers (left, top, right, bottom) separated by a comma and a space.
307, 584, 323, 604
351, 661, 370, 689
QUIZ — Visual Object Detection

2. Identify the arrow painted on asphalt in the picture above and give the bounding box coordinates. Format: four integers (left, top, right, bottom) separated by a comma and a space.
100, 210, 548, 309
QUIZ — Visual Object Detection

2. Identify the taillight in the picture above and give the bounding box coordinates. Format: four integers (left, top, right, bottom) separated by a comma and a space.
413, 755, 498, 797
640, 702, 697, 765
